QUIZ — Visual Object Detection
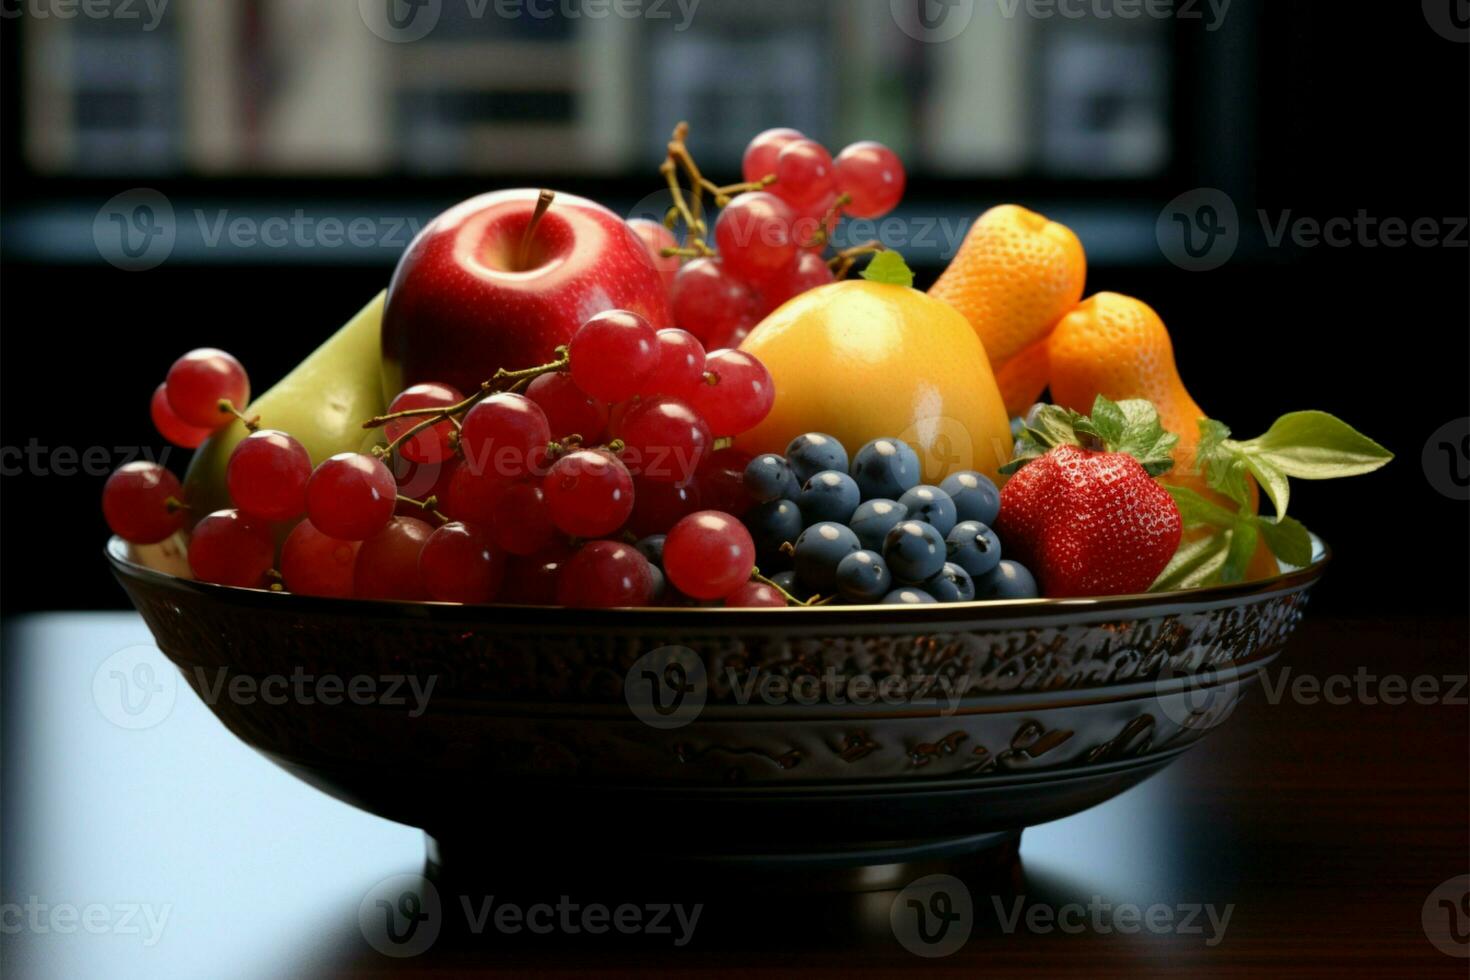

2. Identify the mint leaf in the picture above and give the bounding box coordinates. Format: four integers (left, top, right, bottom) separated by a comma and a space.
1238, 411, 1393, 479
1151, 533, 1232, 591
859, 250, 914, 287
1257, 514, 1313, 568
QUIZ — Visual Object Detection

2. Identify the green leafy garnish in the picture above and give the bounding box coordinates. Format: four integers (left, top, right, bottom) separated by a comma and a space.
1002, 394, 1178, 477
859, 250, 914, 288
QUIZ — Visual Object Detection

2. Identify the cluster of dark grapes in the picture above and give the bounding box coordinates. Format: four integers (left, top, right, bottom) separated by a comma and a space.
740, 434, 1039, 605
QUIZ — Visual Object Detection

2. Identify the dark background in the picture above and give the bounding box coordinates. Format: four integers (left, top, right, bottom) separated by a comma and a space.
1, 0, 1466, 617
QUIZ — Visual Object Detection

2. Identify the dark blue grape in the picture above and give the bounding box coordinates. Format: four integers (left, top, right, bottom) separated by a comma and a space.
850, 438, 921, 500
797, 469, 860, 525
793, 522, 861, 593
768, 569, 798, 594
648, 564, 667, 603
786, 432, 848, 485
945, 520, 1001, 578
882, 520, 946, 584
850, 498, 908, 551
939, 471, 1000, 526
744, 499, 804, 567
897, 484, 957, 536
635, 534, 665, 567
975, 560, 1040, 600
923, 562, 975, 602
882, 588, 936, 605
835, 550, 892, 603
743, 453, 799, 503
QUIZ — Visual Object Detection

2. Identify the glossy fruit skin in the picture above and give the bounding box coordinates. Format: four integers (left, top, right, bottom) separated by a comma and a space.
385, 383, 463, 465
714, 192, 797, 282
627, 217, 681, 292
187, 509, 274, 588
996, 444, 1182, 597
745, 498, 804, 567
151, 383, 212, 449
834, 141, 906, 219
501, 545, 573, 605
693, 447, 753, 516
850, 438, 922, 501
616, 396, 710, 485
649, 329, 707, 400
165, 348, 251, 428
786, 432, 848, 485
945, 520, 1002, 578
725, 581, 787, 608
742, 127, 804, 184
796, 469, 861, 526
882, 520, 947, 584
556, 540, 655, 608
102, 462, 186, 544
771, 139, 835, 210
525, 371, 608, 444
669, 257, 759, 348
928, 204, 1086, 416
896, 485, 957, 538
487, 482, 557, 556
923, 562, 975, 602
758, 251, 835, 316
940, 470, 1001, 526
626, 476, 699, 538
883, 588, 935, 605
768, 569, 798, 594
974, 560, 1039, 600
792, 522, 861, 594
280, 520, 361, 598
354, 516, 433, 600
691, 349, 774, 437
419, 521, 504, 604
440, 462, 508, 525
459, 393, 551, 481
743, 453, 800, 503
634, 534, 666, 567
850, 498, 908, 552
306, 453, 398, 541
664, 510, 757, 600
542, 449, 635, 538
382, 189, 671, 400
227, 429, 312, 523
740, 281, 1014, 483
835, 550, 892, 604
569, 309, 659, 403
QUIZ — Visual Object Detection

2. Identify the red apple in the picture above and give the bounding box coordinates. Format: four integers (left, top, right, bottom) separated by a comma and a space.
382, 189, 672, 399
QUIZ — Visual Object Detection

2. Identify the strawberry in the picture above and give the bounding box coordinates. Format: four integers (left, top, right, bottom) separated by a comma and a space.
996, 396, 1183, 597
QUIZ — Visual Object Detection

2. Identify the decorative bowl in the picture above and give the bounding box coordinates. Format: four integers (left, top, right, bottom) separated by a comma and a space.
107, 536, 1327, 890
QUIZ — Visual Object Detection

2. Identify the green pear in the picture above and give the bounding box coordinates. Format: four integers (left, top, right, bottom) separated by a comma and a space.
183, 291, 388, 519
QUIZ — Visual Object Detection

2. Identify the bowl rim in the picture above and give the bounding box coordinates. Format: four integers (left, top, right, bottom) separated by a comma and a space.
106, 534, 1329, 628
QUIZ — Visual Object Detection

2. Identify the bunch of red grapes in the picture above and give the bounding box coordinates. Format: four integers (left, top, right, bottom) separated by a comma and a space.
102, 311, 781, 608
634, 129, 906, 350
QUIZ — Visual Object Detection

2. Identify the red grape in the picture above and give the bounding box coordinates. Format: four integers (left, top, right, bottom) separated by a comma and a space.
419, 521, 504, 604
759, 250, 835, 315
714, 192, 797, 282
742, 127, 803, 184
669, 258, 759, 347
395, 456, 458, 517
616, 396, 711, 485
555, 540, 654, 608
490, 481, 559, 556
306, 453, 397, 541
165, 348, 250, 429
385, 382, 463, 465
188, 509, 275, 588
569, 309, 658, 402
663, 510, 756, 600
772, 139, 835, 211
280, 520, 361, 598
648, 329, 707, 399
689, 349, 775, 436
627, 218, 681, 291
542, 449, 635, 538
500, 544, 573, 605
835, 141, 906, 219
354, 516, 432, 600
150, 383, 212, 449
440, 461, 508, 525
102, 462, 186, 544
627, 475, 700, 538
459, 392, 551, 480
725, 581, 788, 608
227, 429, 311, 523
694, 447, 754, 516
525, 371, 608, 443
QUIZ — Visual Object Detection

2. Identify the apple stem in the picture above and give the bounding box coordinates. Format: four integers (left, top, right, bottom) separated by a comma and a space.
516, 189, 556, 271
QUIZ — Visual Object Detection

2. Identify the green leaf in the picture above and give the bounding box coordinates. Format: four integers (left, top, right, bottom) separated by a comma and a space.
1000, 405, 1083, 474
1257, 514, 1314, 568
1242, 453, 1291, 518
1239, 411, 1393, 479
1151, 533, 1232, 591
859, 250, 914, 287
1082, 395, 1127, 446
1165, 485, 1240, 529
1220, 520, 1260, 584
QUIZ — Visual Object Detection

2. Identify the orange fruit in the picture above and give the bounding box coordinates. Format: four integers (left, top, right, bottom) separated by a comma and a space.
929, 204, 1086, 414
739, 280, 1014, 482
993, 338, 1050, 418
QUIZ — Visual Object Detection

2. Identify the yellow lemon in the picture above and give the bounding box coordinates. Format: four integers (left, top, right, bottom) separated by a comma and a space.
738, 280, 1014, 482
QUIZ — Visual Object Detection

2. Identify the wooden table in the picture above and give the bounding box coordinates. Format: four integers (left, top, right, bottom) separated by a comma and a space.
2, 612, 1466, 977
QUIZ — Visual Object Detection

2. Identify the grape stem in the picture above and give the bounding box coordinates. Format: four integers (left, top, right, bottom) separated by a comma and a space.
828, 239, 886, 280
164, 496, 189, 513
750, 567, 828, 607
218, 400, 260, 432
803, 193, 853, 249
395, 493, 449, 524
